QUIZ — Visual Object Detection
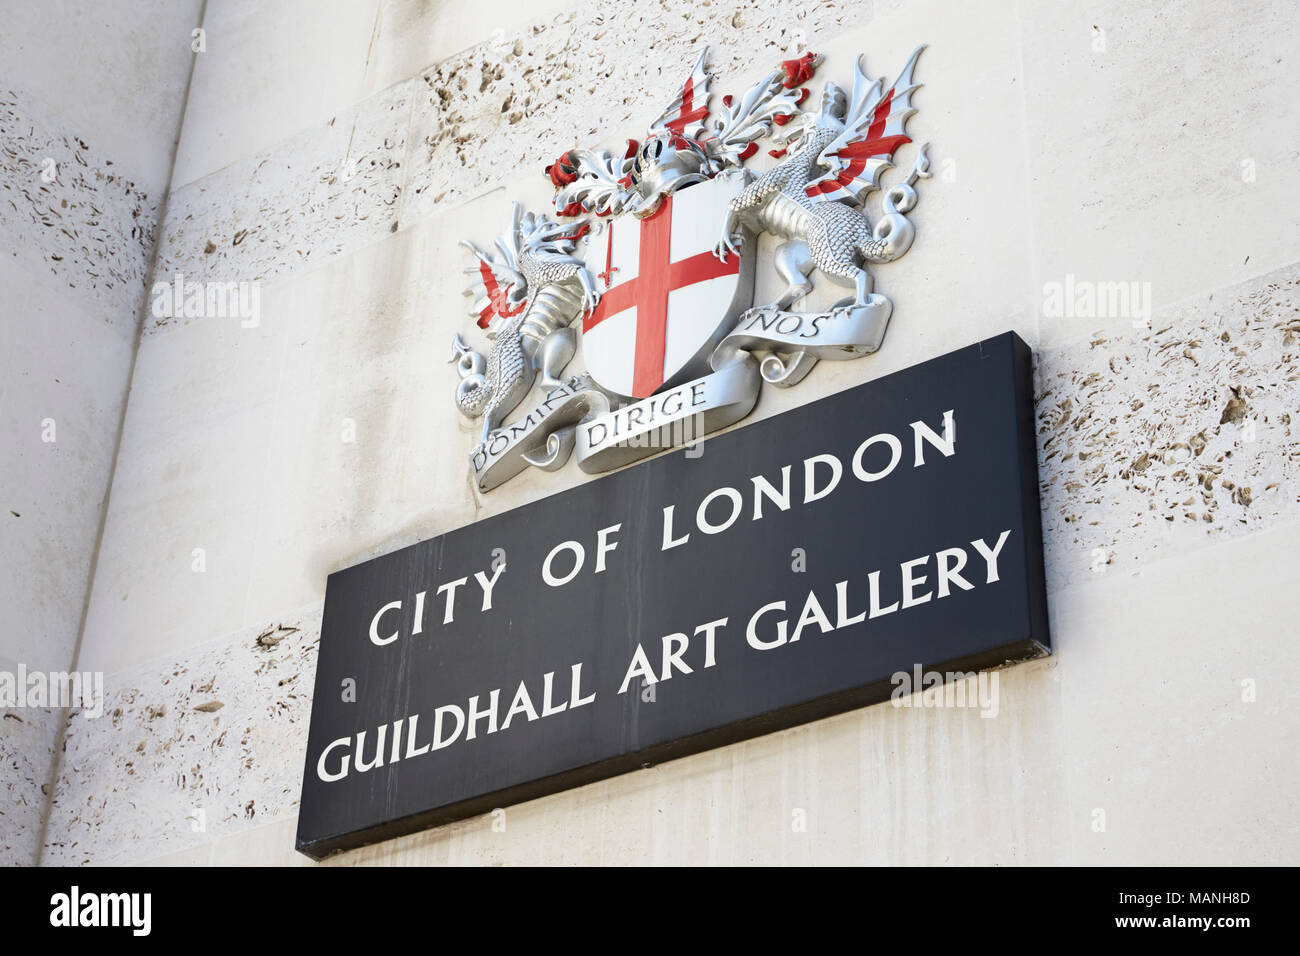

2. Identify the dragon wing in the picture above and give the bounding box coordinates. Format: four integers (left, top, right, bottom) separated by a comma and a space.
461, 233, 524, 334
805, 46, 925, 206
647, 48, 713, 142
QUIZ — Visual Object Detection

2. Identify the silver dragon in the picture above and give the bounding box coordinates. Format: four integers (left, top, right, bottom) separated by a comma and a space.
452, 204, 600, 442
714, 46, 931, 311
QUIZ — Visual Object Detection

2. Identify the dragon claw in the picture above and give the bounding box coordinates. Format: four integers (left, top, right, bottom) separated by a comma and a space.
714, 233, 742, 262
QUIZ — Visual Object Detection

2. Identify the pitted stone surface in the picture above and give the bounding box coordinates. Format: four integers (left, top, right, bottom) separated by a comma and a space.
0, 702, 58, 866
1036, 266, 1300, 591
41, 615, 320, 866
146, 82, 412, 332
0, 86, 157, 326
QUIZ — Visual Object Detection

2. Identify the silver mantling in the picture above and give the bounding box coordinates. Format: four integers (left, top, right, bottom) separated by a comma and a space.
552, 48, 822, 221
693, 51, 824, 171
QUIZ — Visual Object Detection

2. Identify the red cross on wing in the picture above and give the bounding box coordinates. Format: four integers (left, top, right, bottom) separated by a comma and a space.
805, 46, 926, 206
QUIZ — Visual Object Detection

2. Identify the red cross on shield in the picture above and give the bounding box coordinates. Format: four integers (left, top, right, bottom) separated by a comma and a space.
581, 176, 756, 399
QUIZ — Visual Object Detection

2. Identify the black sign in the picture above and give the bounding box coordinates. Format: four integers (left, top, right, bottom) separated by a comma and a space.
296, 332, 1050, 859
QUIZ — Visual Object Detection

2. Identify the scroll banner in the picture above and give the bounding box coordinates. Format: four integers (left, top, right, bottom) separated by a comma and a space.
470, 377, 609, 492
575, 355, 761, 473
715, 295, 893, 388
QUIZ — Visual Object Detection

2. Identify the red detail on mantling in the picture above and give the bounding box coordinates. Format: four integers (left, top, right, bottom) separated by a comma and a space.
583, 194, 740, 397
768, 147, 788, 159
781, 51, 818, 89
738, 142, 758, 161
773, 113, 792, 126
557, 222, 591, 242
664, 76, 711, 137
804, 89, 910, 198
624, 139, 640, 159
722, 94, 734, 108
546, 149, 579, 187
476, 260, 525, 329
557, 200, 585, 218
794, 87, 810, 105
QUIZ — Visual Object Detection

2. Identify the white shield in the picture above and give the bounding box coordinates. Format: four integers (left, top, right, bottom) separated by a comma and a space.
580, 176, 755, 399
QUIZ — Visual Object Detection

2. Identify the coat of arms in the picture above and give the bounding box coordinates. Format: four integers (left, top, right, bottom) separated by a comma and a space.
451, 45, 932, 491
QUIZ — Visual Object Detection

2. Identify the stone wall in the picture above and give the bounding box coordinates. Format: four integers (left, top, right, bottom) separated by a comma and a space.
0, 0, 203, 865
10, 0, 1300, 865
